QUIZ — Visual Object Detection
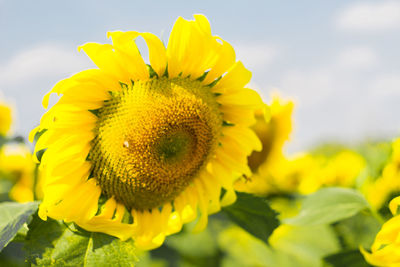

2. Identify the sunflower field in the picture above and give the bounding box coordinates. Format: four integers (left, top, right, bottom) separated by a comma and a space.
0, 12, 399, 267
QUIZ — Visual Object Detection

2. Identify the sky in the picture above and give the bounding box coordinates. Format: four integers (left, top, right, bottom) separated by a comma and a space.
1, 0, 400, 153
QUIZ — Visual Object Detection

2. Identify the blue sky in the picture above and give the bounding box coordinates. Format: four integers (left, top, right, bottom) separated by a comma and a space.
1, 0, 400, 152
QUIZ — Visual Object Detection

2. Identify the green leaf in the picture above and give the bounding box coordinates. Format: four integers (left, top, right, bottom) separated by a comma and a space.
135, 250, 168, 267
285, 188, 370, 226
85, 232, 138, 266
0, 201, 39, 251
25, 216, 138, 266
219, 223, 341, 267
0, 242, 29, 267
333, 212, 381, 249
165, 224, 221, 267
357, 141, 392, 179
222, 192, 280, 244
0, 179, 13, 202
0, 135, 7, 149
324, 250, 372, 267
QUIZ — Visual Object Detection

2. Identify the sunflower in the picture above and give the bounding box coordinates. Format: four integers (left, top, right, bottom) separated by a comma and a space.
234, 95, 293, 195
235, 98, 365, 196
0, 143, 38, 202
296, 150, 365, 195
0, 100, 12, 136
362, 196, 400, 266
364, 138, 400, 211
31, 15, 262, 250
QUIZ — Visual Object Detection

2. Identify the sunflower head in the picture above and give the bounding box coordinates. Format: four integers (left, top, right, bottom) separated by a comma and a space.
247, 96, 293, 172
31, 14, 263, 250
365, 138, 400, 210
361, 196, 400, 266
235, 96, 294, 196
0, 143, 36, 202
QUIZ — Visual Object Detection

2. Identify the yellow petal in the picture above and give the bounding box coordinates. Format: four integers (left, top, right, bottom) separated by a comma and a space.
167, 15, 220, 79
217, 88, 263, 109
390, 196, 400, 215
212, 61, 251, 94
107, 31, 149, 81
79, 43, 132, 83
192, 179, 209, 232
140, 32, 167, 77
203, 39, 236, 85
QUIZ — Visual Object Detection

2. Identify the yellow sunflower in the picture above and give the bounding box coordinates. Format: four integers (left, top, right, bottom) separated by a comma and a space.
0, 100, 12, 136
0, 143, 38, 202
364, 138, 400, 211
234, 95, 294, 195
297, 150, 365, 195
31, 14, 262, 250
362, 196, 400, 266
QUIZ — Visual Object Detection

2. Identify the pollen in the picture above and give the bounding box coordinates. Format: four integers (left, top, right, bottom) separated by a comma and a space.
89, 77, 223, 210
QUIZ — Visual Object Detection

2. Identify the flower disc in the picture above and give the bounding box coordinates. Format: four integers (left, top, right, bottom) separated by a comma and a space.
90, 77, 222, 210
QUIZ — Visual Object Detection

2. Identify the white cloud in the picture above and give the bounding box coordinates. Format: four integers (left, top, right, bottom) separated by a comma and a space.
335, 46, 378, 70
335, 1, 400, 32
268, 46, 379, 106
276, 69, 336, 106
233, 43, 279, 71
369, 73, 400, 97
0, 44, 93, 89
254, 45, 400, 152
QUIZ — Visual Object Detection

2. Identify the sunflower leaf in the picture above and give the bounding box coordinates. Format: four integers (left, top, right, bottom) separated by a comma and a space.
25, 216, 138, 266
324, 250, 372, 267
222, 192, 280, 244
0, 201, 39, 252
285, 187, 370, 226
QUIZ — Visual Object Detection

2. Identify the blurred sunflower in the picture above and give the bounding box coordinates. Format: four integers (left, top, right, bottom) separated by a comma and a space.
0, 143, 40, 202
31, 14, 262, 249
234, 96, 293, 196
364, 138, 400, 211
0, 100, 12, 136
297, 150, 365, 195
236, 127, 365, 196
362, 196, 400, 266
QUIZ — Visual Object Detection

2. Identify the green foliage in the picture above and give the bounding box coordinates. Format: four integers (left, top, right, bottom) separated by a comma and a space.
357, 141, 392, 179
136, 250, 167, 267
0, 242, 28, 267
333, 212, 381, 249
272, 224, 340, 267
0, 201, 38, 251
0, 135, 7, 149
324, 250, 372, 267
310, 143, 349, 157
164, 223, 222, 267
222, 192, 280, 244
285, 188, 370, 226
218, 223, 339, 267
167, 228, 218, 258
0, 179, 13, 202
25, 216, 137, 267
0, 135, 25, 150
218, 227, 277, 267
